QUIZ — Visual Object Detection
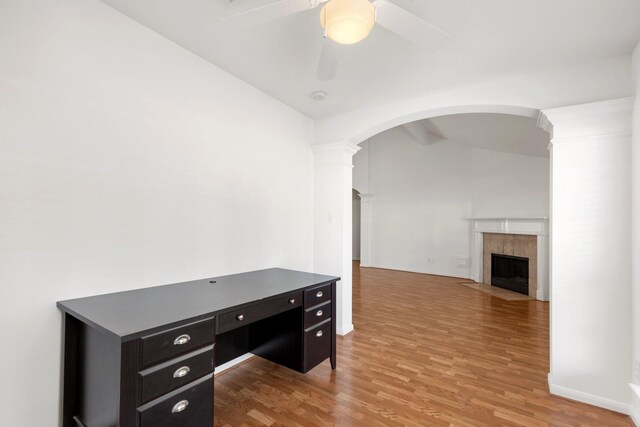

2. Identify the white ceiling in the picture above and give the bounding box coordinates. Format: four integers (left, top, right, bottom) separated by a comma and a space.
99, 0, 640, 119
405, 113, 550, 158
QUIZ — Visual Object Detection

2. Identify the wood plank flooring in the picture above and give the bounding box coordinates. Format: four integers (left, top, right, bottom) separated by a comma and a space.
213, 263, 632, 426
456, 282, 534, 301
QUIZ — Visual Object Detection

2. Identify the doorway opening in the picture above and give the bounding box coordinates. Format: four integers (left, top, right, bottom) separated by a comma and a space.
352, 189, 361, 263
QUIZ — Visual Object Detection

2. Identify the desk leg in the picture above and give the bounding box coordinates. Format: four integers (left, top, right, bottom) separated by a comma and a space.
331, 281, 337, 370
61, 313, 79, 427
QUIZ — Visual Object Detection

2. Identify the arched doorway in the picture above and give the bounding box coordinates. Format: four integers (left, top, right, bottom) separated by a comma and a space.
315, 105, 552, 336
350, 110, 551, 300
350, 105, 542, 146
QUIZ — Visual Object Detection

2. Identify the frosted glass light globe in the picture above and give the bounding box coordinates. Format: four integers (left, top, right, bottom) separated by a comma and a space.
320, 0, 376, 45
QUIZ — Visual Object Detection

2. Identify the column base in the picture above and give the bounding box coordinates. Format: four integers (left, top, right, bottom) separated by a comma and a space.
630, 383, 640, 425
337, 324, 354, 336
547, 373, 630, 415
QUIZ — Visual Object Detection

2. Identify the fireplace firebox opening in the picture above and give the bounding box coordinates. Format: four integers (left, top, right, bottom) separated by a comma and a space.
491, 253, 529, 295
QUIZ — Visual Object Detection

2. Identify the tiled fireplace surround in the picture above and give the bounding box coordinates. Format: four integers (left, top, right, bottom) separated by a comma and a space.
469, 218, 549, 301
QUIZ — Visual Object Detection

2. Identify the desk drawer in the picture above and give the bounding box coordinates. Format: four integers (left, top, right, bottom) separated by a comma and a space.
139, 345, 214, 404
217, 291, 301, 334
304, 283, 332, 308
138, 373, 213, 427
141, 318, 215, 368
304, 320, 332, 372
304, 301, 331, 328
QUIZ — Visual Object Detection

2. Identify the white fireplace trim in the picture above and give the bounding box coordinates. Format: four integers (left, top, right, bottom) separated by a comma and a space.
467, 217, 550, 301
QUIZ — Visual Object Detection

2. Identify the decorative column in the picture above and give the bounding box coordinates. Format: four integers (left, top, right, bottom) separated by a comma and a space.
539, 98, 634, 413
358, 193, 373, 267
631, 40, 640, 423
312, 141, 361, 336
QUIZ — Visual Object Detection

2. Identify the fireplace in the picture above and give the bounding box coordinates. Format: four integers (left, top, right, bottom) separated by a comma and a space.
470, 221, 549, 301
491, 253, 529, 295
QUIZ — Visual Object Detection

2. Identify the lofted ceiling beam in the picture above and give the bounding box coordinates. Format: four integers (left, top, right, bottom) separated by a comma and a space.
401, 121, 444, 146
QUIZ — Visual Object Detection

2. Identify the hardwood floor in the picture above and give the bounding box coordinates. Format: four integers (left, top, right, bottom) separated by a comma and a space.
456, 281, 534, 301
213, 263, 632, 426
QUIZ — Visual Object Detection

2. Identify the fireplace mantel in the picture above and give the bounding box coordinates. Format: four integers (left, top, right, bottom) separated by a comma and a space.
467, 217, 549, 301
466, 217, 549, 235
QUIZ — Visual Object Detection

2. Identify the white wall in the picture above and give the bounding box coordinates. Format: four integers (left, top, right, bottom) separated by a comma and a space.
544, 99, 633, 414
0, 1, 314, 425
353, 140, 371, 194
631, 41, 640, 423
352, 126, 549, 278
471, 149, 550, 218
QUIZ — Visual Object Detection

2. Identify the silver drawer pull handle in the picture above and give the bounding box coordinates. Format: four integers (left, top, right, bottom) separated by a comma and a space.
316, 310, 323, 317
236, 314, 244, 321
289, 298, 295, 304
172, 399, 189, 414
173, 334, 191, 346
173, 366, 190, 378
316, 291, 323, 298
316, 330, 323, 337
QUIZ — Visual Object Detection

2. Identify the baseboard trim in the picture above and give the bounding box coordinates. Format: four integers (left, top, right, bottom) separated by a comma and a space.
548, 374, 630, 415
359, 264, 471, 280
630, 383, 640, 425
631, 405, 640, 426
337, 324, 354, 336
214, 353, 255, 375
536, 289, 548, 301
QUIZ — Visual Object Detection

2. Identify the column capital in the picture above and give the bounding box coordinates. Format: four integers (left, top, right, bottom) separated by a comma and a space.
536, 111, 554, 139
539, 98, 634, 145
312, 140, 361, 166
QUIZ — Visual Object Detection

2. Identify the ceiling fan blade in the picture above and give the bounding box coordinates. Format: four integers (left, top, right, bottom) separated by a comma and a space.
372, 0, 450, 49
221, 0, 318, 27
316, 40, 343, 81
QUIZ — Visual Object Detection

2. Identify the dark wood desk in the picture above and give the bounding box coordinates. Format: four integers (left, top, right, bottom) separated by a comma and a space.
57, 268, 339, 427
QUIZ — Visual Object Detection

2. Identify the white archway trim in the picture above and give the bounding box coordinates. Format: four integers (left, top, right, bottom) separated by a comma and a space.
349, 104, 541, 145
314, 56, 632, 145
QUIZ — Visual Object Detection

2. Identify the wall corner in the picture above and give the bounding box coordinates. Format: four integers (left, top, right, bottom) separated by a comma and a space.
630, 383, 640, 425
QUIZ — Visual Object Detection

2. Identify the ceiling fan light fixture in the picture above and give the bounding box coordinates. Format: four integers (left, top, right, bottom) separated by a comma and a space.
320, 0, 376, 45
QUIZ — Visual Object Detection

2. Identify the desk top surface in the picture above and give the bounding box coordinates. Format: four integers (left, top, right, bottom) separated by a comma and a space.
57, 268, 339, 341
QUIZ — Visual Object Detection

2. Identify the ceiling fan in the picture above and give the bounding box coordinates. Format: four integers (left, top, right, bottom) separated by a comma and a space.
222, 0, 450, 81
